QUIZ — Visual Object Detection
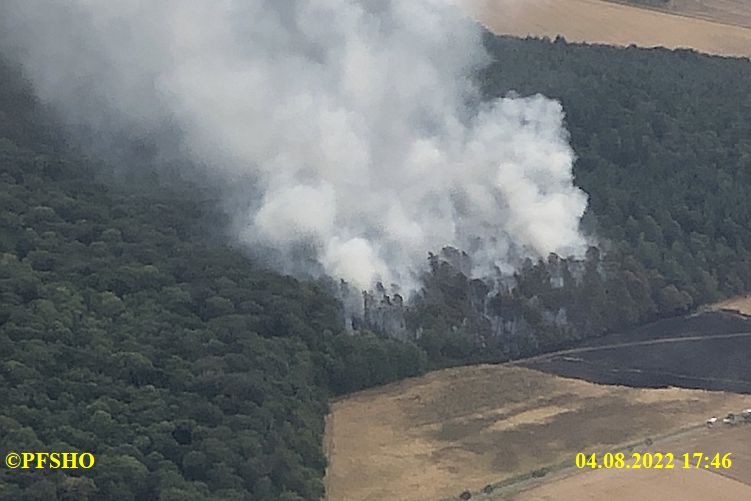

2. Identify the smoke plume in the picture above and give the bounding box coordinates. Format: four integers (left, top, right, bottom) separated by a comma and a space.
1, 0, 589, 290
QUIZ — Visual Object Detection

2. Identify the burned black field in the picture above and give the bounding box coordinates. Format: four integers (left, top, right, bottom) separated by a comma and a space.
522, 312, 751, 393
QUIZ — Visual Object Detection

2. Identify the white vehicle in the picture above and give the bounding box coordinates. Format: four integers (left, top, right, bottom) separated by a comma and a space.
707, 417, 718, 427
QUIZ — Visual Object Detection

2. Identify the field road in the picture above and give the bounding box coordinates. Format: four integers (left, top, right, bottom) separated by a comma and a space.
490, 424, 751, 501
512, 331, 751, 365
324, 363, 751, 501
325, 313, 751, 500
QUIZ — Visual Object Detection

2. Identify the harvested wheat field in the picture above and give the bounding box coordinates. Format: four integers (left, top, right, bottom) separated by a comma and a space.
711, 295, 751, 315
500, 425, 751, 500
621, 0, 751, 29
324, 364, 751, 501
507, 462, 751, 500
462, 0, 751, 58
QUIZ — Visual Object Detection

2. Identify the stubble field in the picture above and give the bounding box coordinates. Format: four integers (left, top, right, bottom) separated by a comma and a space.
499, 425, 751, 501
462, 0, 751, 57
324, 364, 751, 500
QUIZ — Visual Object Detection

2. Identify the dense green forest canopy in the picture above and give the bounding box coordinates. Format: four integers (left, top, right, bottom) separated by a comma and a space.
3, 30, 751, 500
0, 57, 426, 500
404, 35, 751, 363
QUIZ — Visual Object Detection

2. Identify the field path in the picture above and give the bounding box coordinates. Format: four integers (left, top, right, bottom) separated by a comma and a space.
496, 425, 751, 501
603, 0, 751, 30
324, 364, 751, 501
514, 331, 751, 365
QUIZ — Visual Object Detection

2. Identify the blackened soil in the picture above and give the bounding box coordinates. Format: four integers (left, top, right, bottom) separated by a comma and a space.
522, 312, 751, 393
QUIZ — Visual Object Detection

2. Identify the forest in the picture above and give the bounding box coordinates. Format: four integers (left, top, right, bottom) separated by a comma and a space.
397, 34, 751, 365
3, 28, 751, 500
0, 58, 425, 500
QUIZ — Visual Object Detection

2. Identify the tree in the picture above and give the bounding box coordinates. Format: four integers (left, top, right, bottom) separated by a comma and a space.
657, 285, 692, 313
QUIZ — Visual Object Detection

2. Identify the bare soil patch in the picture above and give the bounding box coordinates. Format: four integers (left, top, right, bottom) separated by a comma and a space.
462, 0, 751, 57
324, 364, 751, 501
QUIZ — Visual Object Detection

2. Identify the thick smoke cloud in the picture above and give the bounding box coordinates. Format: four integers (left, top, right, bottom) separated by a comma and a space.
1, 0, 589, 290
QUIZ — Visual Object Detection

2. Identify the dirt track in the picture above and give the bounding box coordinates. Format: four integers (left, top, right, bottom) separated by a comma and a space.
523, 312, 751, 393
501, 425, 751, 500
325, 312, 751, 500
516, 331, 751, 365
608, 0, 751, 29
508, 461, 751, 500
324, 364, 751, 501
462, 0, 751, 58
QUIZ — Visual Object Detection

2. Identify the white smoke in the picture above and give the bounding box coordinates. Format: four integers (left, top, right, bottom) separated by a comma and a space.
1, 0, 589, 290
